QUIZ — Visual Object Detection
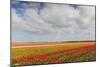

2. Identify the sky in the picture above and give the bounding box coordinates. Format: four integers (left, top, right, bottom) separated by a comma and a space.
11, 1, 95, 42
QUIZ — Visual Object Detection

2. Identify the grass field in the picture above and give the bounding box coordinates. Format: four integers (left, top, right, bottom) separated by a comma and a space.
11, 41, 96, 66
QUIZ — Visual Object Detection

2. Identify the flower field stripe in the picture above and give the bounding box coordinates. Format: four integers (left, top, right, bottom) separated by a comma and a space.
12, 45, 96, 66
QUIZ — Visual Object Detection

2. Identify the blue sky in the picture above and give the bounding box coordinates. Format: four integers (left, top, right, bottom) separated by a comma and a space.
11, 1, 95, 42
11, 1, 78, 14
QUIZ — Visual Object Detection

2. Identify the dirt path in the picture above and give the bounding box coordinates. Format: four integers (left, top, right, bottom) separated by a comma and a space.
12, 44, 65, 48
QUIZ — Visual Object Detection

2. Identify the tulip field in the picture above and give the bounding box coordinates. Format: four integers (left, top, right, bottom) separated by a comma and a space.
11, 41, 96, 66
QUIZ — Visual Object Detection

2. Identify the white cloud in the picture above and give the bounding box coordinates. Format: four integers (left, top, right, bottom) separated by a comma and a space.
12, 2, 95, 42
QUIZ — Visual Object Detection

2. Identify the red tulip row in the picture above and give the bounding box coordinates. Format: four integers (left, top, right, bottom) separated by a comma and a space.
12, 45, 96, 66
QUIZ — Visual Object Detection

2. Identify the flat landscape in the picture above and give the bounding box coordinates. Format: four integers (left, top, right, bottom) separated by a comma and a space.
11, 41, 96, 66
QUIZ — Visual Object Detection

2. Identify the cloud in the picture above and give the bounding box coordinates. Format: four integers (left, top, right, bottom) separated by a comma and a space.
12, 2, 95, 42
